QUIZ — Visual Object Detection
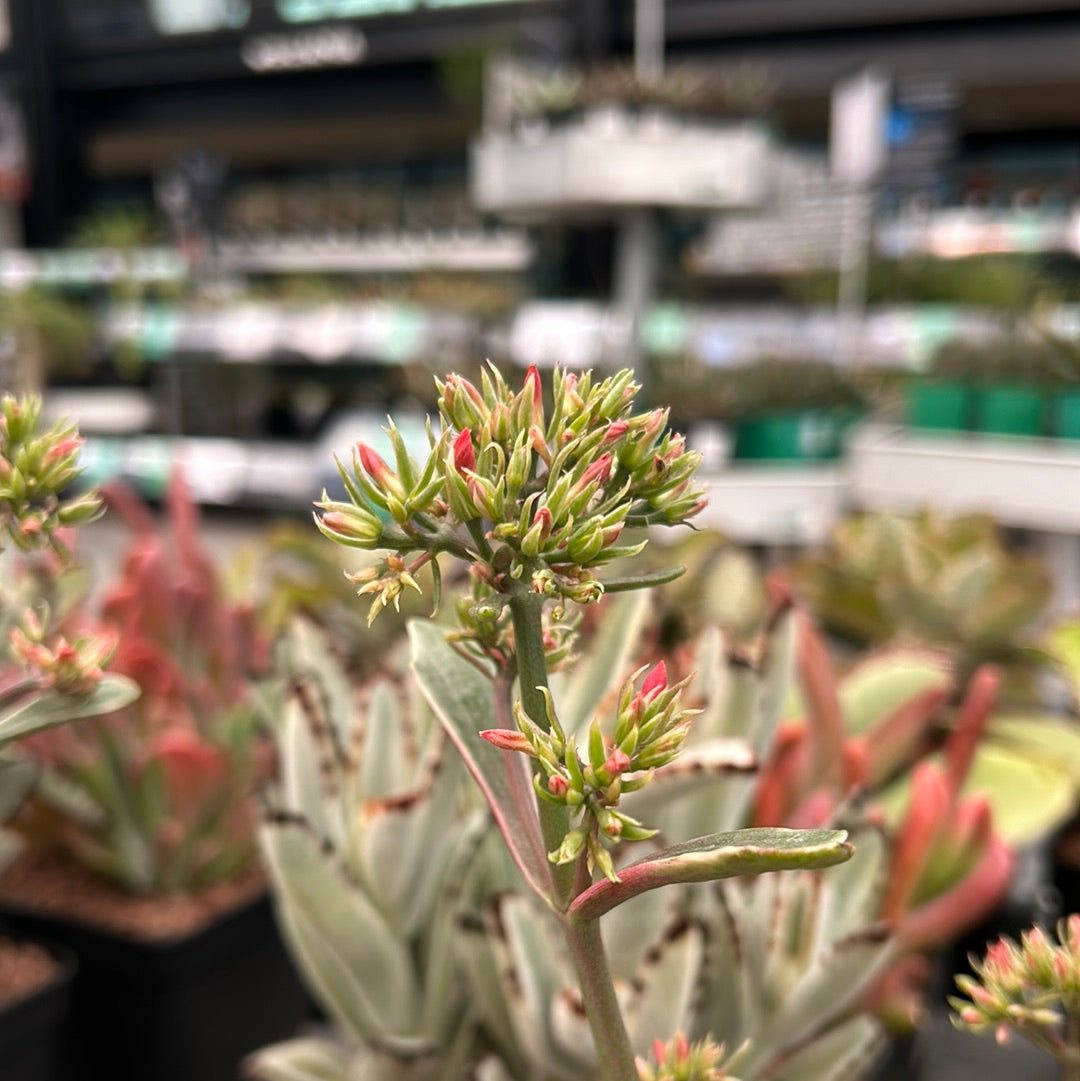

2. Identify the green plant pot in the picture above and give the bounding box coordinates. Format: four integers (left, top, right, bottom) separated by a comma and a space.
731, 411, 842, 462
906, 381, 971, 432
1052, 391, 1080, 441
972, 384, 1046, 438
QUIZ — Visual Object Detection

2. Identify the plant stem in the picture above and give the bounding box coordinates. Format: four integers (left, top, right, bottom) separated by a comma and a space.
1063, 1011, 1080, 1081
508, 587, 576, 910
563, 914, 638, 1081
508, 586, 638, 1081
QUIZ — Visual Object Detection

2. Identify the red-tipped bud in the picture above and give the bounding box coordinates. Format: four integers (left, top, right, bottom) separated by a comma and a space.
640, 661, 667, 702
580, 452, 613, 487
524, 365, 542, 412
604, 748, 631, 775
479, 729, 532, 754
453, 428, 476, 474
603, 420, 629, 445
46, 436, 83, 464
532, 506, 553, 539
357, 443, 392, 483
547, 774, 569, 797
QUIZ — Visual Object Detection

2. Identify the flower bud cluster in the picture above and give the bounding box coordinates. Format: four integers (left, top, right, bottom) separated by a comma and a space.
636, 1033, 745, 1081
0, 395, 102, 554
950, 916, 1080, 1047
480, 661, 697, 881
451, 574, 579, 672
9, 607, 118, 696
313, 365, 706, 624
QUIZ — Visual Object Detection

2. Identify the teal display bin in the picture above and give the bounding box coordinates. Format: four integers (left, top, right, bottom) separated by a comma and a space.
906, 381, 971, 433
972, 384, 1046, 438
731, 411, 843, 462
1052, 392, 1080, 441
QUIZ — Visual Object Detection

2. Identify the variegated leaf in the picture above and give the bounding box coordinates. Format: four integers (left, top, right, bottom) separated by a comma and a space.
569, 828, 853, 920
0, 675, 139, 744
259, 821, 420, 1041
409, 620, 552, 902
244, 1036, 353, 1081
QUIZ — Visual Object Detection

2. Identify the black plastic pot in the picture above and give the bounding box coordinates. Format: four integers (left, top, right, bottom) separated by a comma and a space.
0, 892, 308, 1081
0, 940, 76, 1081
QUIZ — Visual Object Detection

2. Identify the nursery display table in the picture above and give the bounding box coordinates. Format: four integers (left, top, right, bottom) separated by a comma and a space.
471, 111, 770, 218
694, 465, 847, 545
849, 423, 1080, 611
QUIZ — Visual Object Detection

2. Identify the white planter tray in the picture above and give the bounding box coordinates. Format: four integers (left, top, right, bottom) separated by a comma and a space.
471, 111, 770, 218
692, 465, 847, 545
849, 423, 1080, 532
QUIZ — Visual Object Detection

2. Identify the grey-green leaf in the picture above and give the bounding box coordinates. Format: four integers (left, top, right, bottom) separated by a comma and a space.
569, 828, 853, 920
0, 675, 139, 744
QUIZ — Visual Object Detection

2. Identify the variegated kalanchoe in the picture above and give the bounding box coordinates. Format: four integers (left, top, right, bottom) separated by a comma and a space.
300, 365, 855, 1081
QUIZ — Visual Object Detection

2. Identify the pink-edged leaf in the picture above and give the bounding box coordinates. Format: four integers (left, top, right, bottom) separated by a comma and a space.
863, 685, 950, 787
794, 612, 845, 789
944, 664, 1000, 794
881, 761, 950, 923
568, 827, 852, 920
896, 833, 1013, 951
409, 620, 552, 903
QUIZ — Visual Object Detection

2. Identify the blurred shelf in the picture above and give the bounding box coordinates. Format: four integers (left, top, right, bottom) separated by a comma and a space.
42, 388, 156, 436
694, 465, 848, 545
102, 301, 476, 364
849, 422, 1080, 532
80, 434, 316, 509
471, 113, 770, 218
0, 248, 187, 289
216, 230, 533, 274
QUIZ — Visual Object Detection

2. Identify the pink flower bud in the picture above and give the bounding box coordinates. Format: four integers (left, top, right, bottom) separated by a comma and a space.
602, 420, 629, 445
548, 774, 569, 797
640, 661, 667, 702
604, 748, 631, 775
46, 436, 83, 464
524, 365, 543, 413
357, 443, 392, 484
532, 506, 553, 540
479, 729, 532, 754
453, 428, 476, 474
580, 452, 613, 487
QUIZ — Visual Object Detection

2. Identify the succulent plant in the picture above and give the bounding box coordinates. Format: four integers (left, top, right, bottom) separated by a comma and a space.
451, 599, 898, 1081
0, 394, 138, 875
950, 915, 1080, 1079
790, 509, 1051, 690
19, 467, 267, 894
245, 618, 482, 1081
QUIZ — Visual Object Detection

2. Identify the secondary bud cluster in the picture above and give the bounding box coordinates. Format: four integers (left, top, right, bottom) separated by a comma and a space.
451, 574, 579, 672
313, 365, 706, 624
9, 607, 118, 695
950, 917, 1080, 1047
480, 661, 697, 881
0, 395, 102, 554
636, 1033, 745, 1081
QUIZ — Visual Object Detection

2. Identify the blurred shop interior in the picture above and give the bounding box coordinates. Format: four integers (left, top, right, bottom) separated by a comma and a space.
4, 1, 1080, 512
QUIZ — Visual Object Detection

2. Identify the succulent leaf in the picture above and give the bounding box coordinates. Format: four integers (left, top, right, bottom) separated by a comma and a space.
569, 828, 853, 920
260, 820, 421, 1041
410, 619, 553, 902
0, 674, 138, 744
